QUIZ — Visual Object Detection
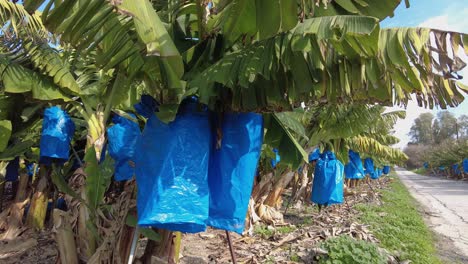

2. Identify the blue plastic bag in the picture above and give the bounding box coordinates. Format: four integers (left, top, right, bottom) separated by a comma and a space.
270, 148, 281, 168
383, 166, 390, 175
377, 168, 383, 177
464, 159, 468, 173
26, 162, 39, 177
370, 170, 380, 179
134, 95, 159, 118
453, 164, 461, 176
107, 114, 140, 181
344, 150, 364, 179
39, 106, 75, 165
364, 158, 375, 176
135, 99, 211, 233
207, 113, 263, 234
311, 151, 344, 205
309, 148, 321, 162
5, 157, 19, 181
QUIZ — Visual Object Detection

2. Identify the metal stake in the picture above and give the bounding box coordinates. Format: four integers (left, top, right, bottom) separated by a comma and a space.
225, 231, 237, 264
127, 226, 139, 264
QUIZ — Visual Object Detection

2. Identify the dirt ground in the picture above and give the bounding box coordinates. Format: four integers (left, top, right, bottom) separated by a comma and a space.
1, 179, 394, 263
176, 180, 389, 264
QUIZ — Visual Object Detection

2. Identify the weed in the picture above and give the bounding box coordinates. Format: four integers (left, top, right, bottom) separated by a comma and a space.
302, 217, 313, 226
277, 225, 295, 234
255, 224, 296, 238
265, 255, 276, 263
356, 174, 441, 264
290, 253, 301, 262
254, 225, 275, 238
318, 235, 387, 264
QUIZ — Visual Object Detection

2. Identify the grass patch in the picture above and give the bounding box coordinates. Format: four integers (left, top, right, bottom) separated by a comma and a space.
276, 225, 295, 234
411, 167, 428, 175
254, 225, 275, 238
318, 235, 387, 264
254, 225, 296, 238
355, 175, 440, 264
290, 253, 300, 262
301, 217, 313, 226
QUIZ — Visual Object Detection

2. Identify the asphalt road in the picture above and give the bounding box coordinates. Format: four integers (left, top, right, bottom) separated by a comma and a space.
396, 168, 468, 259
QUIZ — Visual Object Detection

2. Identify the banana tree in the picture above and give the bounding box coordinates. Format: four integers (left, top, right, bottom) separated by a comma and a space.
249, 103, 408, 224
5, 0, 468, 262
17, 0, 467, 166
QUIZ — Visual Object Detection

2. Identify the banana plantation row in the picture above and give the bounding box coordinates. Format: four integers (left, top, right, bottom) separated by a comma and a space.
0, 0, 467, 263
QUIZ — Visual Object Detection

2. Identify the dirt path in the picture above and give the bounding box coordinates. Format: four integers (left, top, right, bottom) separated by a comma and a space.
396, 167, 468, 261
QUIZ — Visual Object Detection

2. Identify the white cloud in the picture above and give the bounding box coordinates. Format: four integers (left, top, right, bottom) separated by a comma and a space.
418, 7, 468, 33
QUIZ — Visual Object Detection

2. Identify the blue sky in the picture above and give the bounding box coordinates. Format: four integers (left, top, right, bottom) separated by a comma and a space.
382, 0, 468, 148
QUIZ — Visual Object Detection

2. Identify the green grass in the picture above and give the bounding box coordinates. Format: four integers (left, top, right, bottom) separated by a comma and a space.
276, 225, 296, 234
254, 225, 275, 238
355, 175, 441, 264
254, 225, 296, 238
319, 235, 387, 264
411, 167, 428, 175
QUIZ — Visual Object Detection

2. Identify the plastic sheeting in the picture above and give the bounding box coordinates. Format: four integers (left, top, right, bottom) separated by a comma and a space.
464, 159, 468, 172
344, 150, 364, 179
383, 166, 390, 175
107, 114, 140, 181
270, 148, 281, 168
311, 151, 344, 206
26, 162, 38, 177
364, 158, 375, 176
5, 157, 19, 181
135, 99, 211, 233
376, 168, 382, 177
309, 148, 321, 162
370, 170, 380, 179
453, 164, 461, 176
134, 94, 159, 118
39, 106, 75, 165
207, 113, 263, 234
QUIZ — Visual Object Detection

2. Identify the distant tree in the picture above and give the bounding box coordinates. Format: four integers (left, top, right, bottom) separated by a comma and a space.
403, 143, 430, 169
433, 111, 458, 143
457, 115, 468, 139
409, 113, 434, 144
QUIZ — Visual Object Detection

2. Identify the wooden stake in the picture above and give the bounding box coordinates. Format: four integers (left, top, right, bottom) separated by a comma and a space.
226, 231, 237, 264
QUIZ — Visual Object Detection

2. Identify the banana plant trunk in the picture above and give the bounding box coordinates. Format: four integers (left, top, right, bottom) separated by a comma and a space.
53, 209, 79, 264
77, 109, 106, 259
263, 169, 296, 208
155, 230, 182, 264
142, 230, 182, 263
2, 172, 29, 240
290, 165, 309, 207
244, 172, 274, 233
0, 178, 4, 210
117, 224, 137, 262
26, 165, 49, 230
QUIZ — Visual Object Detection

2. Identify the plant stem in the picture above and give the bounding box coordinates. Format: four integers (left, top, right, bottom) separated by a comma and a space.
26, 165, 49, 230
53, 209, 79, 264
196, 0, 205, 41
